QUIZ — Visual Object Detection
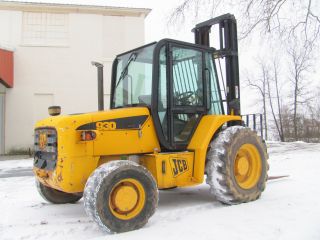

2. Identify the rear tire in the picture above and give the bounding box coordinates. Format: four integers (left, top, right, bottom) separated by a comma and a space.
36, 180, 82, 204
206, 126, 268, 205
83, 160, 158, 233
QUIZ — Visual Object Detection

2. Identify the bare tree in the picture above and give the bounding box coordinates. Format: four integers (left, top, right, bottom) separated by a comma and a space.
272, 60, 285, 141
287, 41, 313, 140
169, 0, 320, 47
240, 0, 320, 44
245, 60, 269, 140
305, 87, 320, 142
266, 59, 285, 141
281, 104, 293, 140
168, 0, 222, 26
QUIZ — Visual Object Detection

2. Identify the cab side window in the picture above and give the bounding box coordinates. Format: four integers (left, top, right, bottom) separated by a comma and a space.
172, 47, 203, 107
171, 47, 204, 143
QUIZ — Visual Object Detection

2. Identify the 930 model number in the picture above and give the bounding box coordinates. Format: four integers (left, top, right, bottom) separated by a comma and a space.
96, 121, 117, 131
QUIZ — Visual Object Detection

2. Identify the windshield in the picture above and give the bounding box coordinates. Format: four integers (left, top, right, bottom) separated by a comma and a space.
112, 44, 156, 108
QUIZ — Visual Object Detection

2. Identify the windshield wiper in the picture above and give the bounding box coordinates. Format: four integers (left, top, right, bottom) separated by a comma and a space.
115, 52, 138, 88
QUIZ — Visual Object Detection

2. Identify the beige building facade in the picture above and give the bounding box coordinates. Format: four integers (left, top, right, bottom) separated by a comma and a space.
0, 1, 150, 153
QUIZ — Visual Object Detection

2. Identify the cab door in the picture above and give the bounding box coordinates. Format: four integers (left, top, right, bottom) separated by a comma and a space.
153, 40, 209, 151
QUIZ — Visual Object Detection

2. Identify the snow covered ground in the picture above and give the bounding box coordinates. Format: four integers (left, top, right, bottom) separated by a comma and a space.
1, 142, 320, 240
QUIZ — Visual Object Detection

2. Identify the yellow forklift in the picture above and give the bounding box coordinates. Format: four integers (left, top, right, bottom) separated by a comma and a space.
33, 14, 268, 233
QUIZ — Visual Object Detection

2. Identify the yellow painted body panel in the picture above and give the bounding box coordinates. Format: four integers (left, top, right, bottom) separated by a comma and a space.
187, 115, 242, 183
93, 112, 159, 155
140, 152, 196, 189
34, 107, 240, 193
33, 107, 160, 193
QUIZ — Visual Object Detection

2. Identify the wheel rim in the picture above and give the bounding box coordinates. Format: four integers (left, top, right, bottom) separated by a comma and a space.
109, 178, 145, 220
234, 144, 262, 189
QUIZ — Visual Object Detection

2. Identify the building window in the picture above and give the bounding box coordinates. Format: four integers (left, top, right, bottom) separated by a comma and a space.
22, 12, 69, 47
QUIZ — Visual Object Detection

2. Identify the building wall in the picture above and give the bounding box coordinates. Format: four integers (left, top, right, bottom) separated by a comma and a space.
0, 9, 146, 153
0, 84, 5, 154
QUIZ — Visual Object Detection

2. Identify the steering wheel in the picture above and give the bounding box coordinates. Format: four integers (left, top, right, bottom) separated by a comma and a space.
175, 91, 195, 105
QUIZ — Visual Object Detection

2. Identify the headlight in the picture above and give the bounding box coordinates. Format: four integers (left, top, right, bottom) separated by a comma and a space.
81, 131, 96, 141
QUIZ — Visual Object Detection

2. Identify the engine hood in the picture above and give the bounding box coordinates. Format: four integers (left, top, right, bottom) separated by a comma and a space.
35, 107, 151, 131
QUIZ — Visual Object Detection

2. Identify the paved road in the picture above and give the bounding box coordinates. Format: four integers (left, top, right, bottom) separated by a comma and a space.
0, 167, 33, 178
0, 155, 30, 161
0, 155, 33, 178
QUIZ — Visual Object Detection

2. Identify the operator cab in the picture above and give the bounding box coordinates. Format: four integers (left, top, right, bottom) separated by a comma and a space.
110, 39, 224, 151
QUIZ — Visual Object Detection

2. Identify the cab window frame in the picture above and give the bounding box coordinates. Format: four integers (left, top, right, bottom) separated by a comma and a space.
152, 39, 218, 150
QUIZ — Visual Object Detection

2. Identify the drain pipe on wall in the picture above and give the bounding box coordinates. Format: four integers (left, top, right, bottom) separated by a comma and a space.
91, 61, 104, 111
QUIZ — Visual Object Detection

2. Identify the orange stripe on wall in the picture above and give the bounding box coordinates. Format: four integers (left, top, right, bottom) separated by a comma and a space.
0, 48, 14, 88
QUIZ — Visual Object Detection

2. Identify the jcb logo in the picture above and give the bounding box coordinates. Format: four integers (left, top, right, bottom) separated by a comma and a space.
170, 158, 189, 177
96, 121, 117, 131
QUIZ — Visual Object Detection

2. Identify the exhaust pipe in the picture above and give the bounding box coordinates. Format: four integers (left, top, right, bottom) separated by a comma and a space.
91, 61, 104, 111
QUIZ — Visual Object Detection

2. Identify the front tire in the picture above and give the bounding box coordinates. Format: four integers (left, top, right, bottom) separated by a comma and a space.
36, 180, 82, 204
83, 160, 158, 233
206, 126, 269, 205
